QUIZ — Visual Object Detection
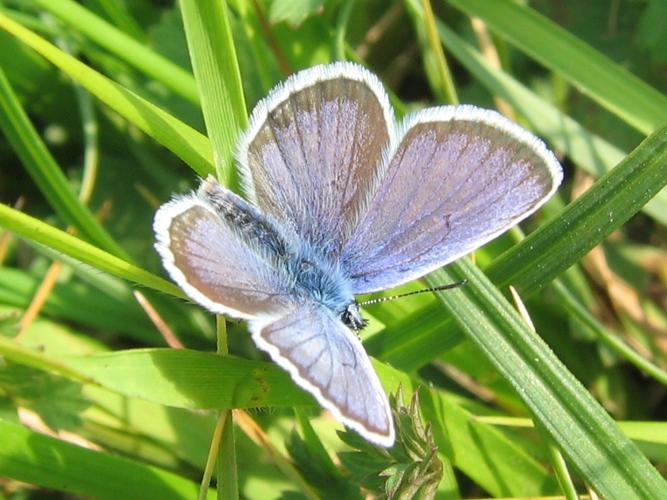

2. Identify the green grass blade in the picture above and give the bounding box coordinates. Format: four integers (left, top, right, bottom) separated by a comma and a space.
421, 389, 557, 496
476, 417, 667, 463
0, 419, 213, 499
412, 0, 459, 104
0, 334, 312, 409
0, 12, 214, 177
535, 421, 579, 500
553, 280, 667, 385
0, 203, 181, 297
433, 20, 667, 225
217, 413, 239, 500
177, 4, 248, 495
0, 67, 127, 259
0, 267, 168, 343
446, 0, 667, 134
427, 258, 667, 498
88, 0, 145, 41
180, 0, 247, 187
32, 0, 199, 104
2, 337, 479, 492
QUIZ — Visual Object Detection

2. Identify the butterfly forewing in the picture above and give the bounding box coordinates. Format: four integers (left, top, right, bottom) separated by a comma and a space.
154, 180, 293, 319
237, 62, 394, 255
343, 106, 562, 294
251, 303, 394, 446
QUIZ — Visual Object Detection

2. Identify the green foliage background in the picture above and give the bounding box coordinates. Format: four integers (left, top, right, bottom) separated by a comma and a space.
0, 0, 666, 498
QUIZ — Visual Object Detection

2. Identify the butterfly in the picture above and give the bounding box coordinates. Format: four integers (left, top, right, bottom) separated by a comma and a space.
153, 62, 562, 447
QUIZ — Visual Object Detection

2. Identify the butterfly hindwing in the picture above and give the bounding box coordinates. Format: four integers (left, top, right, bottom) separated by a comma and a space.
251, 303, 394, 447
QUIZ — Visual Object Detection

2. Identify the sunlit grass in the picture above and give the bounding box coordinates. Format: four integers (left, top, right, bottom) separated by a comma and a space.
0, 1, 665, 498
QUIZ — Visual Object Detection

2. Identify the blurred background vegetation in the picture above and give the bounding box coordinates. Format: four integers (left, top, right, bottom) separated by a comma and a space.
0, 0, 666, 498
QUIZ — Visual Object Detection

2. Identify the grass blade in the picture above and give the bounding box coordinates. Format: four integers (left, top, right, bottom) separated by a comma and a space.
0, 335, 313, 409
0, 11, 214, 177
416, 0, 458, 104
446, 0, 667, 135
0, 203, 181, 297
0, 67, 127, 258
0, 419, 212, 499
90, 0, 145, 41
420, 389, 557, 496
180, 0, 247, 187
178, 3, 250, 495
32, 0, 199, 103
427, 257, 667, 498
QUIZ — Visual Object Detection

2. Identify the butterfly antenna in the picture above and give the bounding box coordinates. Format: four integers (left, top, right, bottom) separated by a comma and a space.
358, 280, 468, 306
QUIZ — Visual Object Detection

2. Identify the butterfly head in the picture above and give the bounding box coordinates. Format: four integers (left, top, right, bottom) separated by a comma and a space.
341, 302, 367, 332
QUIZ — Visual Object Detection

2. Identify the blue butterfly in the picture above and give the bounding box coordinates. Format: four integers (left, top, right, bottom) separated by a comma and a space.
154, 62, 562, 447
